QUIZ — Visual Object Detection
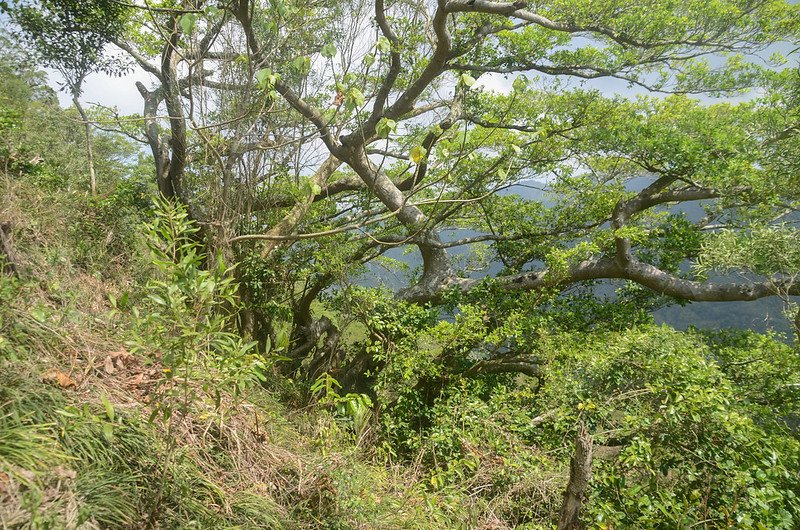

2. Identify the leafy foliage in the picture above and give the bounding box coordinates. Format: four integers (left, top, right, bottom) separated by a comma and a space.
132, 198, 269, 425
2, 1, 800, 528
4, 0, 130, 89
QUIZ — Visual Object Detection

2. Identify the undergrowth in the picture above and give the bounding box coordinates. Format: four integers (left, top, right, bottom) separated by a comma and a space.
0, 178, 473, 529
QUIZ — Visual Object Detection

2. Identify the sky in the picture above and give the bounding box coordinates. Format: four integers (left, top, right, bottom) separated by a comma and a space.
51, 68, 150, 116
51, 61, 651, 116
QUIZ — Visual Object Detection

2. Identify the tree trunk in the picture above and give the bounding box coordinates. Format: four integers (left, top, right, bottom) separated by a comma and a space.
557, 422, 593, 530
72, 95, 96, 195
134, 82, 173, 197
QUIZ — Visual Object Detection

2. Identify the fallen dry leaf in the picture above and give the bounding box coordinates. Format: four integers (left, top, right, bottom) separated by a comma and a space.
127, 373, 145, 388
42, 370, 77, 389
103, 355, 116, 374
103, 349, 136, 374
108, 349, 131, 361
52, 466, 77, 480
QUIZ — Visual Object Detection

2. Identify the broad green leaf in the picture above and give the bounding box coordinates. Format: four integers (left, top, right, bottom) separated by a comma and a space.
100, 393, 115, 422
321, 42, 337, 58
179, 13, 198, 35
410, 145, 427, 164
376, 36, 391, 53
291, 56, 311, 75
460, 73, 476, 87
102, 422, 114, 441
272, 0, 288, 17
255, 68, 270, 86
255, 68, 278, 89
346, 87, 365, 109
376, 117, 397, 139
275, 329, 290, 350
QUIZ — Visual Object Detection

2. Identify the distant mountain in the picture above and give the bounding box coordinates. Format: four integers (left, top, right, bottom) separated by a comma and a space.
359, 180, 797, 337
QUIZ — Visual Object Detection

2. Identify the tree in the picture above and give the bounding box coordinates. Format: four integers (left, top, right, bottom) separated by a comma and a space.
3, 0, 130, 194
226, 0, 800, 304
118, 2, 798, 355
30, 0, 800, 374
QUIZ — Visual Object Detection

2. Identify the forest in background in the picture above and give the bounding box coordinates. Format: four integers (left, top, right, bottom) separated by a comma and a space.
1, 0, 800, 528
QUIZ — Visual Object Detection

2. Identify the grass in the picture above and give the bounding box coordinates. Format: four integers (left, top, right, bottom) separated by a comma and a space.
0, 411, 65, 481
0, 276, 435, 529
0, 338, 463, 528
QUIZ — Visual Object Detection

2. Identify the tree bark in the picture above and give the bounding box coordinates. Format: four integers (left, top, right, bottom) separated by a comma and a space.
794, 306, 800, 343
135, 82, 173, 197
557, 423, 593, 530
72, 94, 96, 195
260, 155, 341, 258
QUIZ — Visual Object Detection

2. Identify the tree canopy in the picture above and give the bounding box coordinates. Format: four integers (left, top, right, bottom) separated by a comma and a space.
48, 0, 799, 349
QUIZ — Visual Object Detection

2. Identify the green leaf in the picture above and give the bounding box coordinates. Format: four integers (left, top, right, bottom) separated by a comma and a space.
255, 68, 278, 90
271, 0, 288, 17
345, 87, 365, 109
410, 145, 427, 164
275, 329, 290, 350
255, 68, 270, 86
310, 183, 322, 195
376, 117, 397, 139
291, 55, 311, 75
512, 74, 528, 92
102, 422, 114, 442
376, 36, 391, 53
179, 13, 198, 35
460, 73, 476, 87
100, 393, 115, 422
363, 53, 375, 67
30, 306, 47, 322
147, 293, 167, 306
321, 42, 337, 58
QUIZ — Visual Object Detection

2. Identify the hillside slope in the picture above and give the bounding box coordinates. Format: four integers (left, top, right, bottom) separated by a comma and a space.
0, 179, 479, 529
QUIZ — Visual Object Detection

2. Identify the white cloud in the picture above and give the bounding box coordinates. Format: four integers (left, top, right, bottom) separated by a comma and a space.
50, 67, 152, 115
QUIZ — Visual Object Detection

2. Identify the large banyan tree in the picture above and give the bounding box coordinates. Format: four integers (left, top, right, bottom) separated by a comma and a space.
8, 0, 800, 378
